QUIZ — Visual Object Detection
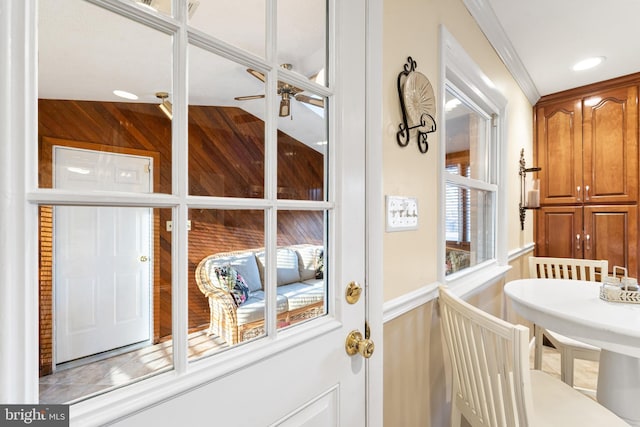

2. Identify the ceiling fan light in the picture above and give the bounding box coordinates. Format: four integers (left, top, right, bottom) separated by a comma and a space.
156, 92, 173, 120
279, 97, 291, 117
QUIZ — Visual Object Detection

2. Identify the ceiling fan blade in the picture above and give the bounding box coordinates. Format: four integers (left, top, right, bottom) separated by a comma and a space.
234, 94, 265, 101
246, 68, 266, 82
295, 94, 324, 108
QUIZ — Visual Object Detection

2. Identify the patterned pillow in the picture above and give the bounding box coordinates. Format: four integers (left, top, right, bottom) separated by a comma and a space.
315, 249, 324, 279
213, 265, 249, 307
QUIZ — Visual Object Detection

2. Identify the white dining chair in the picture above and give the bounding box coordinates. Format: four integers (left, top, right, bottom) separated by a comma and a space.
529, 256, 606, 389
438, 285, 627, 427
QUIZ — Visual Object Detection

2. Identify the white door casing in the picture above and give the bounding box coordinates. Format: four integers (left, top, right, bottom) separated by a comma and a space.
54, 147, 153, 363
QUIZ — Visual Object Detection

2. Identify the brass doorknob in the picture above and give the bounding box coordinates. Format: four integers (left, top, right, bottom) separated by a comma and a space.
345, 330, 375, 358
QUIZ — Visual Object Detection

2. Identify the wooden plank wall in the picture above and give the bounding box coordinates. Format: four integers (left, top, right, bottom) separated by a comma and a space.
38, 99, 323, 372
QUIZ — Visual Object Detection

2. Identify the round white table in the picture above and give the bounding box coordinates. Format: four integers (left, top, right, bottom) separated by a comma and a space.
505, 278, 640, 426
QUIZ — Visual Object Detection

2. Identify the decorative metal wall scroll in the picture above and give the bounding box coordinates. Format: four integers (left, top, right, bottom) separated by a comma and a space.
396, 56, 437, 154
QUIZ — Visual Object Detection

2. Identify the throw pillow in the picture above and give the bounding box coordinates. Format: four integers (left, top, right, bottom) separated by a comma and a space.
213, 264, 249, 307
315, 249, 324, 279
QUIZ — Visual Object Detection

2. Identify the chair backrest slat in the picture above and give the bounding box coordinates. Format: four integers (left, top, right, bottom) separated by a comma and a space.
528, 256, 608, 282
439, 286, 533, 426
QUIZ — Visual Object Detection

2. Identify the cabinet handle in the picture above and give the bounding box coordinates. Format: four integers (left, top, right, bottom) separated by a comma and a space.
576, 234, 581, 250
576, 185, 581, 202
586, 234, 591, 251
585, 185, 590, 201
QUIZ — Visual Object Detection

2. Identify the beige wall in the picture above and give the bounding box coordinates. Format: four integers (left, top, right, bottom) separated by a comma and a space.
381, 0, 535, 425
382, 0, 534, 301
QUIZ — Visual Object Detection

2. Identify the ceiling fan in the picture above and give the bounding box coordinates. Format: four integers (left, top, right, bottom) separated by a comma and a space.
234, 64, 324, 117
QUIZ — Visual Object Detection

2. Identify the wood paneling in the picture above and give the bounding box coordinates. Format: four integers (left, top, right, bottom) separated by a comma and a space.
38, 99, 323, 371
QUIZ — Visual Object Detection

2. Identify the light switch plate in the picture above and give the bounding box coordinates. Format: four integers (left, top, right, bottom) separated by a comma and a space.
386, 196, 418, 232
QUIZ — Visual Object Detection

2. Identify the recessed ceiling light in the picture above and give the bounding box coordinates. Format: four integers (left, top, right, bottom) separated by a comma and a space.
572, 56, 605, 72
113, 90, 138, 100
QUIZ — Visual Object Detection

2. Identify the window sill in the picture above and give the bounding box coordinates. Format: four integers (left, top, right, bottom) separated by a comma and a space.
444, 261, 512, 298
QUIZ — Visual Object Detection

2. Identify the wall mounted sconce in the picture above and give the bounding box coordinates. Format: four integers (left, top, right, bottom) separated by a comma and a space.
156, 92, 173, 120
519, 148, 541, 230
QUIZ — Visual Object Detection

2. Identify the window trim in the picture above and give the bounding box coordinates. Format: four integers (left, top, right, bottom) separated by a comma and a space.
438, 26, 508, 288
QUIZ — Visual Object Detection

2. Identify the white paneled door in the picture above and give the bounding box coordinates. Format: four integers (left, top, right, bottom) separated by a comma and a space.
54, 146, 153, 363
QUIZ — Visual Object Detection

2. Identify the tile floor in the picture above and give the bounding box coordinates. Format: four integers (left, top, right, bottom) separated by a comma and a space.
39, 330, 227, 404
533, 344, 599, 399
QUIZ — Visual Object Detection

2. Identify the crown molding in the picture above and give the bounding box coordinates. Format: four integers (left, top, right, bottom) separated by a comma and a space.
463, 0, 540, 105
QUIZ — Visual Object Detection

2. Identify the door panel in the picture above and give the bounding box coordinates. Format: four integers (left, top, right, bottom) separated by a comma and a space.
583, 86, 638, 204
535, 206, 582, 258
585, 205, 638, 277
536, 99, 583, 205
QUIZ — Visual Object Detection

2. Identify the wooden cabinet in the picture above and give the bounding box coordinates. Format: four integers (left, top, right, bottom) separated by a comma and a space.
536, 205, 638, 275
536, 85, 638, 206
585, 205, 638, 273
534, 79, 639, 277
536, 206, 582, 258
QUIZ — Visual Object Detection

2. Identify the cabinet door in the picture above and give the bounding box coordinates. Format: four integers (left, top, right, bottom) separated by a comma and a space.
535, 206, 583, 258
536, 98, 583, 205
583, 86, 638, 204
584, 204, 638, 277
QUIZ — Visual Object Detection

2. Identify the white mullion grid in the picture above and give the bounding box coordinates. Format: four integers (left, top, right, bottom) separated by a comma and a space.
264, 0, 278, 340
188, 28, 272, 79
445, 173, 498, 193
85, 0, 181, 33
172, 0, 189, 373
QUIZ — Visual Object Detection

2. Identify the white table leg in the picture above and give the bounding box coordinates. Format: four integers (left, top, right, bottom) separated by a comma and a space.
597, 350, 640, 426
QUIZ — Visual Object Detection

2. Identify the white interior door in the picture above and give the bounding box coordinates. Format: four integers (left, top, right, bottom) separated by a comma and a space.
54, 146, 153, 363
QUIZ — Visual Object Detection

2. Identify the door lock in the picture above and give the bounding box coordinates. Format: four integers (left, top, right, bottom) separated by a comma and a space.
345, 281, 363, 304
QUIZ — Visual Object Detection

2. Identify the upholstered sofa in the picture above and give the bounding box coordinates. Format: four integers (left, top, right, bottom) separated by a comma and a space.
195, 244, 325, 345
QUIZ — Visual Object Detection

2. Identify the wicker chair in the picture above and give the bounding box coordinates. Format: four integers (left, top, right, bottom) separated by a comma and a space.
529, 256, 606, 389
438, 285, 627, 427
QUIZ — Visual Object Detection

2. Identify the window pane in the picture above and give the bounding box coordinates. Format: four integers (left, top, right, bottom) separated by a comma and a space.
277, 92, 327, 200
189, 209, 266, 359
188, 45, 267, 198
188, 1, 265, 59
277, 0, 328, 87
38, 0, 172, 193
445, 185, 495, 275
39, 206, 172, 403
276, 210, 327, 328
445, 88, 489, 182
